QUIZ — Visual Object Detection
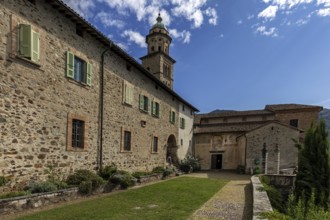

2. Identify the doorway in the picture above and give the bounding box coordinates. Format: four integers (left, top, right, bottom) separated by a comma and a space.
211, 154, 222, 169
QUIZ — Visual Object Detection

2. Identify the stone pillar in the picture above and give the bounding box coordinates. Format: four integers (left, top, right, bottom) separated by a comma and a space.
275, 144, 280, 174
262, 143, 268, 174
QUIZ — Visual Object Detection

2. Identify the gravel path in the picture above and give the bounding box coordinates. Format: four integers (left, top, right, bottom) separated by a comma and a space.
188, 172, 253, 220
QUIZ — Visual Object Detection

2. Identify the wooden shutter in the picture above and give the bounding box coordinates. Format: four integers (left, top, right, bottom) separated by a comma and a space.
147, 97, 151, 113
158, 103, 161, 117
152, 101, 156, 115
86, 62, 92, 86
31, 30, 40, 63
19, 24, 31, 58
139, 94, 144, 110
128, 85, 133, 104
169, 111, 172, 122
66, 51, 74, 79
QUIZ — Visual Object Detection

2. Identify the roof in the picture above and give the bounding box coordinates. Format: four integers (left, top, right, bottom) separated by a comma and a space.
194, 121, 268, 134
151, 14, 167, 31
194, 109, 273, 124
49, 0, 198, 112
265, 104, 323, 112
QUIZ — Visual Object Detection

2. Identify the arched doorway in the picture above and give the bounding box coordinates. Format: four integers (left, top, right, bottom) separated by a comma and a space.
166, 134, 178, 166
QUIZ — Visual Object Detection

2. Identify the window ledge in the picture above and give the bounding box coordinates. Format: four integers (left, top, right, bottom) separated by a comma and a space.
120, 151, 132, 153
122, 102, 133, 107
66, 78, 90, 89
66, 148, 87, 152
9, 55, 42, 68
152, 114, 160, 118
140, 109, 149, 114
151, 152, 159, 154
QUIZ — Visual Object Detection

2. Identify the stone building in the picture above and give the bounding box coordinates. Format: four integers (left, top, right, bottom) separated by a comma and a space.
193, 104, 322, 173
0, 0, 197, 187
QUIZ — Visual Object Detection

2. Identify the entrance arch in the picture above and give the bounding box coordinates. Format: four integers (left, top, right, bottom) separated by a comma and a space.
166, 134, 178, 166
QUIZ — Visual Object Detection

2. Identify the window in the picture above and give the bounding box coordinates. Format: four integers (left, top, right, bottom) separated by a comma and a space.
290, 119, 298, 128
72, 119, 85, 148
19, 24, 40, 63
67, 113, 88, 151
66, 51, 92, 86
126, 64, 131, 71
181, 139, 183, 146
152, 101, 160, 117
76, 24, 84, 37
180, 117, 185, 129
123, 81, 133, 105
182, 105, 185, 111
169, 110, 176, 123
152, 136, 158, 153
123, 131, 131, 151
151, 46, 154, 52
190, 110, 194, 115
139, 94, 150, 113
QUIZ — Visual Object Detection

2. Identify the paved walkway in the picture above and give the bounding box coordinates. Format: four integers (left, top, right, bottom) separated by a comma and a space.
188, 171, 253, 220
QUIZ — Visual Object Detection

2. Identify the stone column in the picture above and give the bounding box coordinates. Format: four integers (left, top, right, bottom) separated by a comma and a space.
275, 144, 280, 174
262, 143, 268, 174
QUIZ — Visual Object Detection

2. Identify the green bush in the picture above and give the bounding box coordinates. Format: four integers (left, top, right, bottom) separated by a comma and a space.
98, 163, 117, 180
26, 181, 58, 194
0, 176, 7, 186
109, 170, 136, 189
260, 176, 285, 213
236, 165, 245, 174
163, 168, 174, 177
179, 156, 201, 172
66, 169, 105, 194
79, 181, 93, 194
152, 166, 165, 173
132, 171, 151, 180
254, 167, 261, 174
0, 191, 30, 199
179, 164, 192, 173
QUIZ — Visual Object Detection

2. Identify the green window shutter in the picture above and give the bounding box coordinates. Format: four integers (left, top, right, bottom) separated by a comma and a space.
173, 112, 176, 123
129, 86, 133, 104
86, 62, 92, 86
158, 103, 161, 117
169, 111, 172, 122
147, 97, 151, 113
124, 84, 129, 103
183, 118, 185, 128
139, 94, 144, 110
152, 101, 156, 115
19, 24, 32, 58
31, 30, 40, 63
66, 51, 74, 79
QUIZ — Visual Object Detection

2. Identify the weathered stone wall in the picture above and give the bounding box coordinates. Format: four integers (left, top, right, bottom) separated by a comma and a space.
177, 103, 194, 161
244, 123, 299, 174
0, 0, 179, 187
274, 111, 319, 132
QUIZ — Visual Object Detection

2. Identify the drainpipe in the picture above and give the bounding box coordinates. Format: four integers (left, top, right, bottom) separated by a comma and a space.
99, 43, 112, 170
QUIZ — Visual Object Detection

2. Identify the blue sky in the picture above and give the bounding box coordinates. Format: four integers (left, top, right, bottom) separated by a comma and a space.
63, 0, 330, 113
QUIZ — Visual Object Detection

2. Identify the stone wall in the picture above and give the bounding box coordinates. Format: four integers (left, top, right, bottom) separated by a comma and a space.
244, 123, 300, 174
0, 0, 180, 188
274, 111, 319, 132
177, 103, 194, 161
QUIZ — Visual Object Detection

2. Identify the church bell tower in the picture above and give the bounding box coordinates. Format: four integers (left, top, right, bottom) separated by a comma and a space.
140, 14, 176, 89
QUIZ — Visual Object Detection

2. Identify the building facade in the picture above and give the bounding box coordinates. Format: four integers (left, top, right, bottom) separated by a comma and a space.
193, 104, 322, 173
0, 0, 197, 187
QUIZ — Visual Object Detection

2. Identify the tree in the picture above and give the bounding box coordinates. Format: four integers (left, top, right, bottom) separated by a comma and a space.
294, 120, 330, 212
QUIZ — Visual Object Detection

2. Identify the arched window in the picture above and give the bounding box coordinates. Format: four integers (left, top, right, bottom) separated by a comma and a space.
151, 46, 154, 52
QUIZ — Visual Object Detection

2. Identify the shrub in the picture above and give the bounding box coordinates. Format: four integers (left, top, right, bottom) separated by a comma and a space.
260, 176, 285, 213
179, 156, 201, 172
109, 170, 136, 189
26, 181, 58, 194
0, 176, 7, 187
98, 163, 117, 180
0, 191, 30, 199
254, 167, 261, 174
79, 181, 93, 194
152, 166, 165, 173
132, 171, 151, 180
66, 169, 105, 194
163, 168, 174, 178
179, 164, 192, 173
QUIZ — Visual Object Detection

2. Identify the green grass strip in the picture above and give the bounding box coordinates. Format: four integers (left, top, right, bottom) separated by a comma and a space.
16, 177, 228, 220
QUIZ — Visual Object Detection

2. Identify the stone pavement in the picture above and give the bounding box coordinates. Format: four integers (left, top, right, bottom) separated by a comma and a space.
188, 171, 253, 220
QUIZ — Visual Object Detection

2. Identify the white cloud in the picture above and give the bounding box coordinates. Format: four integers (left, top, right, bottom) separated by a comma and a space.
204, 7, 218, 25
317, 8, 330, 16
121, 30, 147, 48
258, 5, 279, 19
318, 0, 330, 7
115, 42, 129, 51
63, 0, 95, 18
247, 14, 255, 20
95, 11, 125, 29
169, 29, 191, 43
237, 20, 243, 24
256, 26, 278, 37
268, 0, 313, 9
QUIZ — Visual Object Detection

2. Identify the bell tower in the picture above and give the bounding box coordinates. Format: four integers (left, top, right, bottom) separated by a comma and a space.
140, 14, 176, 89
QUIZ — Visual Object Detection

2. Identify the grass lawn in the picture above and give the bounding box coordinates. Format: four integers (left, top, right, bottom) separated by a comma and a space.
16, 177, 228, 220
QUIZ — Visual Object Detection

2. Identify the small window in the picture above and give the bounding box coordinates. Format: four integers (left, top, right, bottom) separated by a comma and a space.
139, 94, 149, 113
19, 24, 40, 63
182, 105, 185, 111
290, 119, 298, 128
123, 131, 131, 151
123, 81, 133, 106
180, 117, 185, 129
147, 67, 150, 71
67, 113, 88, 151
152, 101, 160, 118
72, 119, 85, 148
152, 136, 158, 153
66, 51, 91, 86
158, 46, 161, 51
169, 110, 176, 124
126, 64, 132, 71
190, 110, 194, 115
181, 139, 183, 146
151, 46, 154, 52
